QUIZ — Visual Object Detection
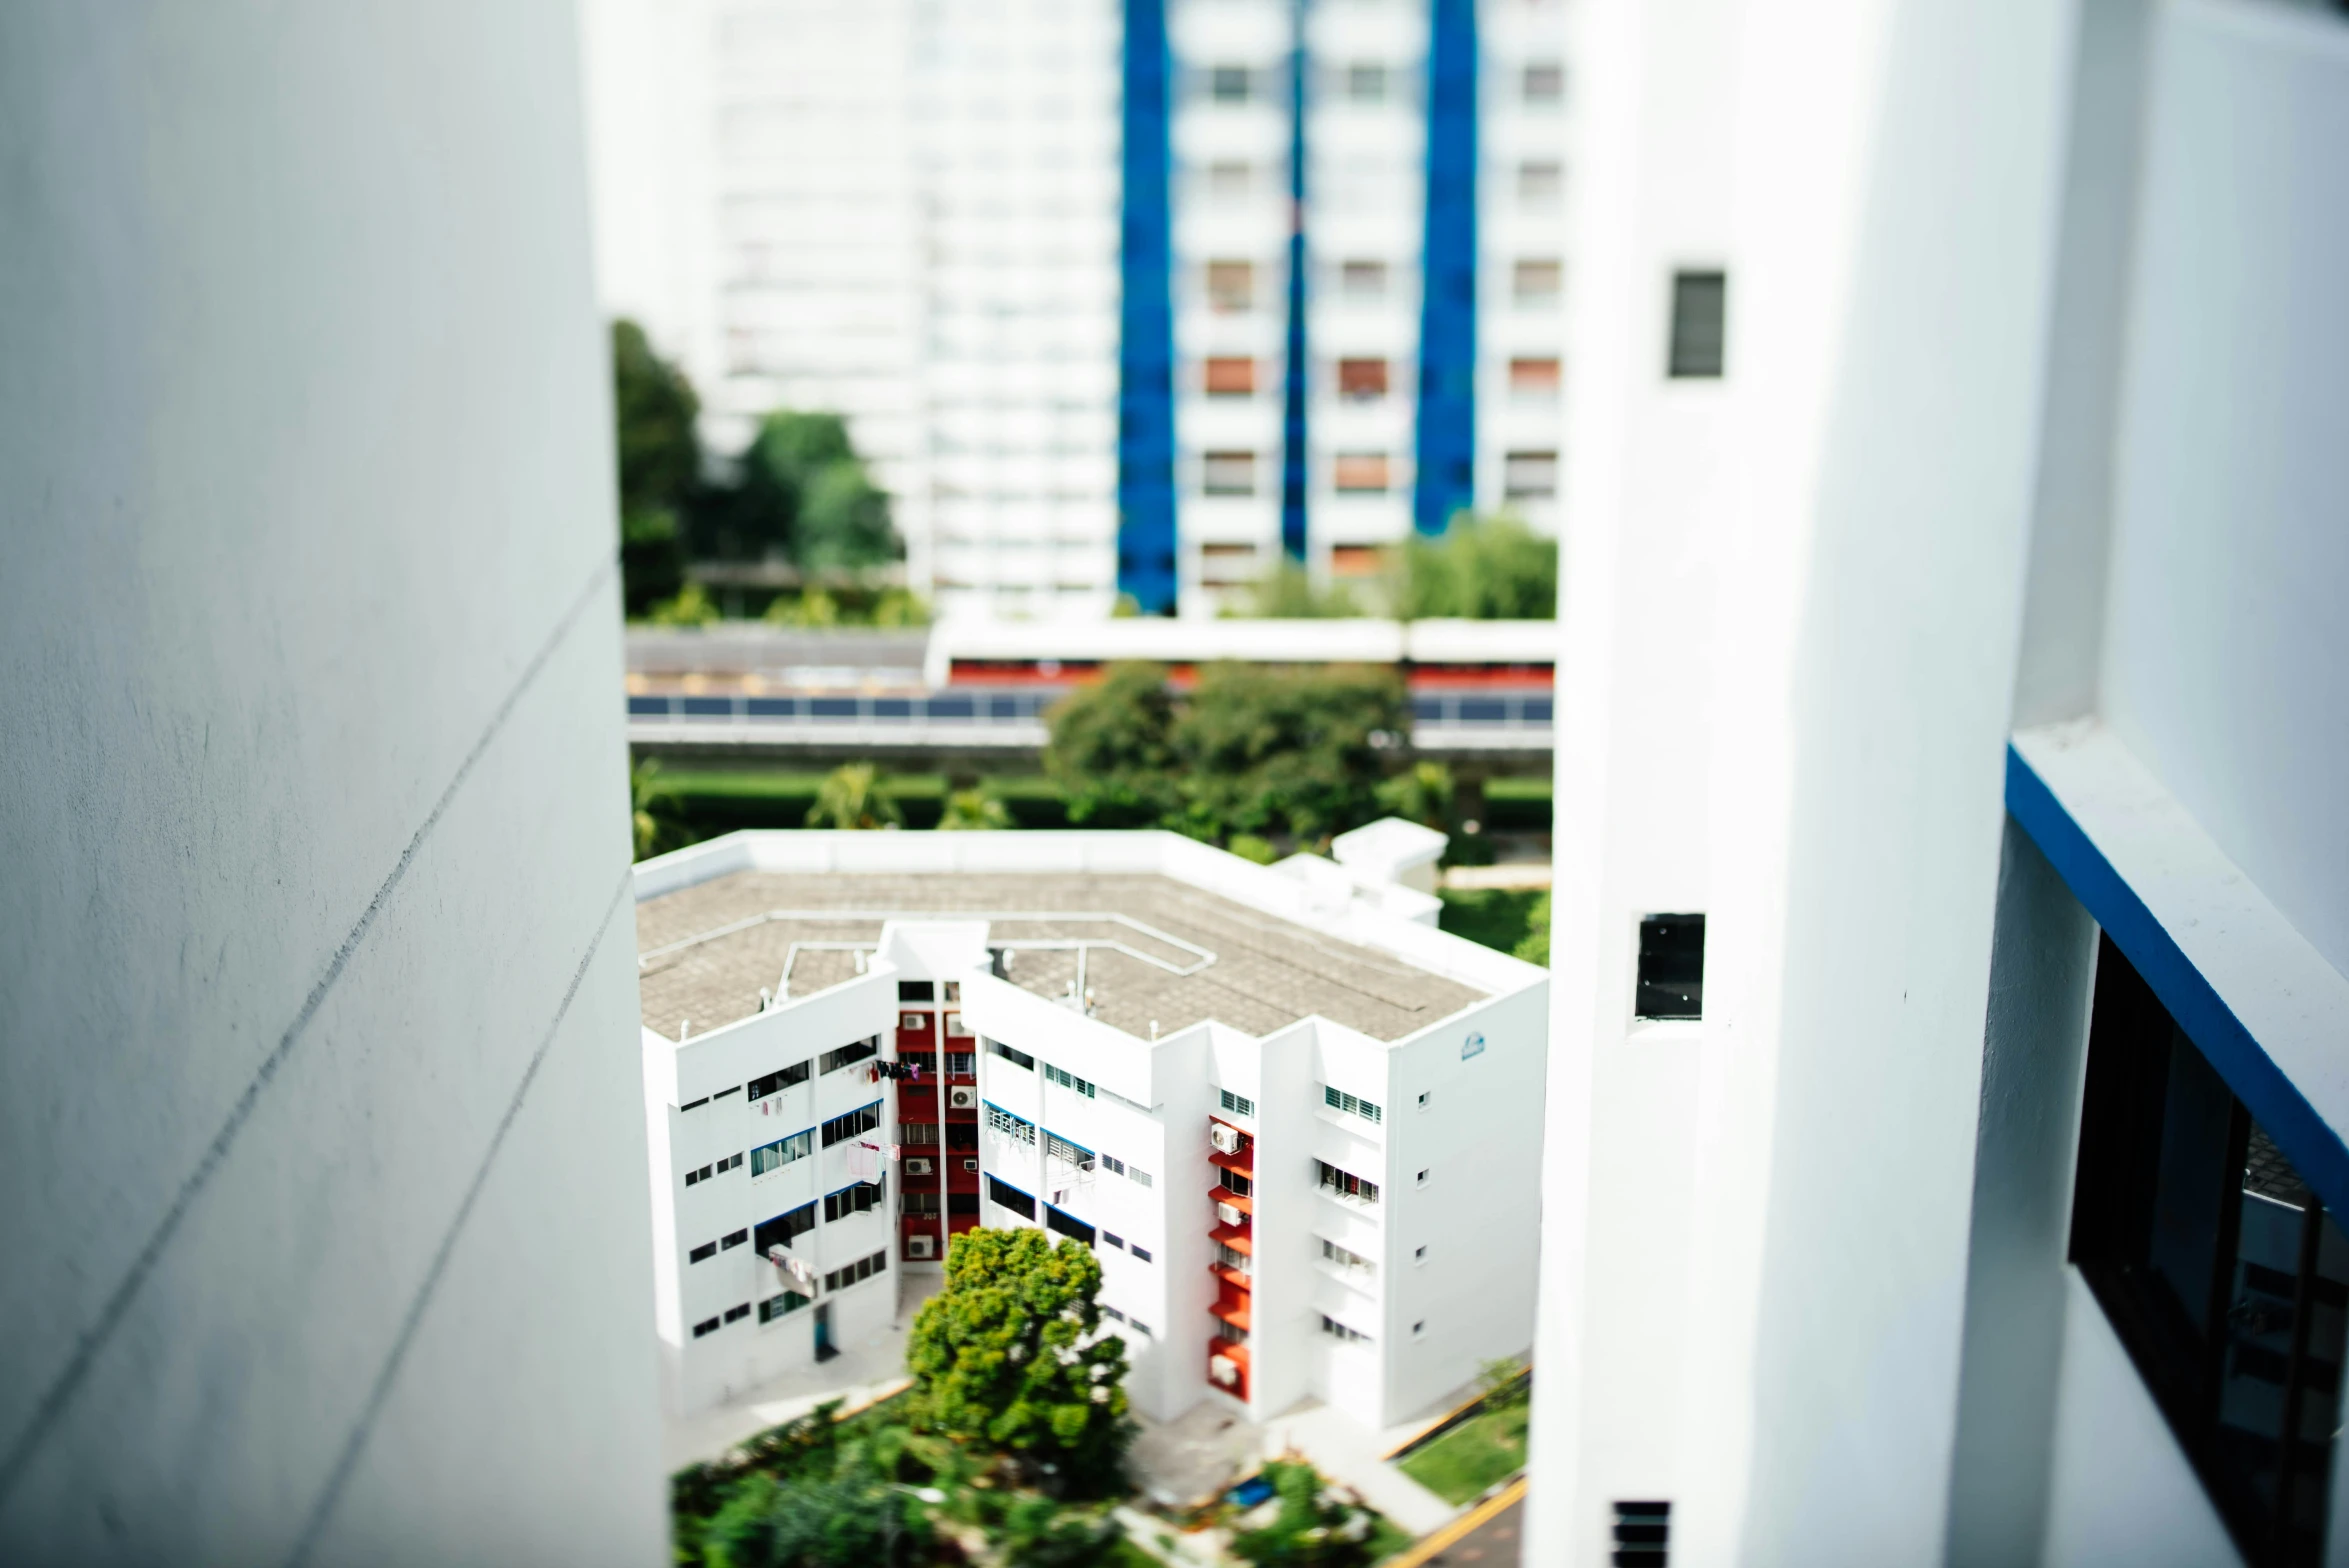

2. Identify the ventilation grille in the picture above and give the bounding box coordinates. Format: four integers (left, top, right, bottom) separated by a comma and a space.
1612, 1501, 1670, 1567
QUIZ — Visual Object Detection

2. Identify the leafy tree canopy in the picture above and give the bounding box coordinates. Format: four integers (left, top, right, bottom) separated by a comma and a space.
705, 410, 900, 572
1041, 663, 1183, 829
1231, 561, 1363, 619
806, 762, 904, 831
1228, 1461, 1378, 1568
938, 788, 1012, 831
1389, 514, 1558, 620
906, 1228, 1131, 1495
611, 319, 701, 614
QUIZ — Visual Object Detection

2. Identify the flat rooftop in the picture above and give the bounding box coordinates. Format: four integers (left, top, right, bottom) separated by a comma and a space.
634, 869, 1487, 1047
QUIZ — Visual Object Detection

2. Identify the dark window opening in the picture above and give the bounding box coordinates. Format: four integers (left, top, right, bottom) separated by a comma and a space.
949, 1192, 980, 1215
945, 1123, 979, 1150
688, 1241, 716, 1264
2071, 935, 2348, 1566
723, 1303, 750, 1323
898, 981, 934, 1002
1667, 270, 1727, 379
1046, 1205, 1098, 1246
754, 1202, 817, 1255
1612, 1500, 1670, 1566
748, 1062, 811, 1098
721, 1229, 748, 1250
989, 1176, 1036, 1220
825, 1181, 885, 1223
989, 1038, 1035, 1071
1635, 914, 1705, 1020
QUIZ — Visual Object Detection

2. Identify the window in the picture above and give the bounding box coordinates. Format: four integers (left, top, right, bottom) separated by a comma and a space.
1513, 259, 1563, 306
1321, 1237, 1374, 1274
1614, 1502, 1671, 1566
948, 1192, 978, 1215
1207, 260, 1254, 312
818, 1039, 878, 1076
989, 1038, 1035, 1071
1337, 357, 1388, 401
1504, 451, 1559, 499
680, 1097, 708, 1113
1209, 63, 1251, 103
824, 1181, 885, 1223
1130, 1166, 1154, 1188
820, 1100, 883, 1147
1046, 1205, 1097, 1245
1219, 1089, 1256, 1118
1215, 1241, 1253, 1275
1667, 270, 1728, 379
749, 1062, 811, 1099
688, 1241, 717, 1264
1320, 1314, 1372, 1345
1340, 259, 1387, 301
1333, 454, 1389, 495
754, 1202, 817, 1254
988, 1176, 1037, 1220
1412, 1320, 1427, 1339
751, 1129, 814, 1176
1522, 61, 1565, 104
2071, 936, 2348, 1562
945, 1051, 975, 1077
1519, 158, 1564, 204
1044, 1063, 1096, 1098
759, 1291, 810, 1323
685, 1163, 712, 1187
899, 981, 934, 1002
1415, 1245, 1427, 1264
1102, 1154, 1127, 1177
724, 1303, 750, 1324
1219, 1168, 1254, 1198
692, 1316, 720, 1339
1207, 160, 1251, 200
1131, 1319, 1153, 1338
1132, 1245, 1153, 1263
1323, 1086, 1384, 1124
1203, 452, 1255, 497
1316, 1160, 1379, 1204
985, 1102, 1037, 1146
823, 1249, 889, 1292
1104, 1231, 1126, 1250
1204, 356, 1256, 398
722, 1152, 742, 1172
902, 1122, 939, 1146
1636, 914, 1705, 1020
1509, 357, 1562, 399
1417, 1091, 1430, 1110
946, 1122, 978, 1149
902, 1191, 941, 1216
712, 1086, 739, 1101
1345, 61, 1387, 102
1045, 1132, 1096, 1170
1104, 1304, 1126, 1322
721, 1229, 748, 1250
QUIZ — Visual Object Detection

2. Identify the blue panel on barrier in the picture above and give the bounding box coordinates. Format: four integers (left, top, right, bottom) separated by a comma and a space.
1412, 0, 1477, 536
1117, 0, 1179, 614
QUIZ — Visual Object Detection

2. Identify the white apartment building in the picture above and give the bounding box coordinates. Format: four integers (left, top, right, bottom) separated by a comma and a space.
581, 0, 1572, 619
1528, 0, 2349, 1564
633, 822, 1547, 1428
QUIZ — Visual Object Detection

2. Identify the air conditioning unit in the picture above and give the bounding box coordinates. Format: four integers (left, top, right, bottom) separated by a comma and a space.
905, 1157, 934, 1176
949, 1087, 978, 1110
1209, 1355, 1239, 1388
963, 1157, 980, 1173
908, 1234, 936, 1260
1210, 1123, 1242, 1155
901, 1012, 925, 1030
945, 1012, 965, 1036
1216, 1201, 1246, 1228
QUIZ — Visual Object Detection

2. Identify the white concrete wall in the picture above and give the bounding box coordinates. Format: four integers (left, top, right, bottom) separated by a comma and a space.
2098, 0, 2349, 983
0, 4, 663, 1561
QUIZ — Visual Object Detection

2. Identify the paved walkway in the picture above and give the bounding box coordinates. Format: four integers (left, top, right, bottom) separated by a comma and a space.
661, 1270, 942, 1471
1390, 1478, 1525, 1568
1259, 1400, 1457, 1537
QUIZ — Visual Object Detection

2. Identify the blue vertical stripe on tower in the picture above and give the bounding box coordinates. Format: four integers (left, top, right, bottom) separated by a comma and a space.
1413, 0, 1477, 536
1278, 0, 1311, 562
1118, 0, 1179, 614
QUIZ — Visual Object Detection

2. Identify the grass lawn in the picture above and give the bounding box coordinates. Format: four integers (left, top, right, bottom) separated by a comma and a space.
1367, 1514, 1419, 1562
1396, 1403, 1530, 1506
1437, 888, 1546, 958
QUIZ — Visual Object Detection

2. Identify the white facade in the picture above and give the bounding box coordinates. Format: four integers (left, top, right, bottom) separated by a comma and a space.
634, 827, 1547, 1430
1527, 0, 2349, 1564
580, 0, 1126, 620
0, 3, 664, 1561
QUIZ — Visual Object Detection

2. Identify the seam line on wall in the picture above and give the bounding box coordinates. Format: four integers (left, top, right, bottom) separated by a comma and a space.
0, 556, 619, 1509
283, 865, 634, 1567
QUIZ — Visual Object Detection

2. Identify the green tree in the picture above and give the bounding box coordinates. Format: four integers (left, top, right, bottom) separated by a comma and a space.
611, 319, 702, 615
905, 1228, 1131, 1494
795, 458, 897, 573
632, 755, 681, 861
998, 1496, 1122, 1568
702, 1471, 930, 1568
938, 788, 1012, 831
1476, 1355, 1531, 1411
705, 410, 900, 572
1389, 514, 1558, 620
1375, 760, 1456, 832
1231, 561, 1364, 619
1512, 891, 1552, 967
1228, 1461, 1378, 1568
1171, 664, 1411, 844
648, 580, 721, 627
1042, 663, 1183, 828
805, 763, 903, 831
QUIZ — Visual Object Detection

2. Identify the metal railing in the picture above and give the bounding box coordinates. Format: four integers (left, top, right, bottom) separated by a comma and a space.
624, 688, 1553, 730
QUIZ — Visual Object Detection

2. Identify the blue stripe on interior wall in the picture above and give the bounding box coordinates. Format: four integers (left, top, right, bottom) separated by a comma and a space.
1413, 0, 1477, 536
1278, 0, 1311, 562
2005, 743, 2349, 1220
1117, 0, 1178, 615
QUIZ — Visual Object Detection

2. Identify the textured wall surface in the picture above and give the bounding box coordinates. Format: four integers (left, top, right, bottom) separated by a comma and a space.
0, 4, 664, 1561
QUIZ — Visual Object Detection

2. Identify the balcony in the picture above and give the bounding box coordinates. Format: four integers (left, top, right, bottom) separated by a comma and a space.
1209, 1185, 1254, 1219
1209, 1222, 1253, 1254
1210, 1292, 1253, 1334
1208, 1337, 1251, 1401
1209, 1145, 1256, 1180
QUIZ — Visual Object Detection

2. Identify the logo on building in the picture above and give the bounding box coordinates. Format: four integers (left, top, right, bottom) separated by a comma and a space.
1461, 1032, 1486, 1061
